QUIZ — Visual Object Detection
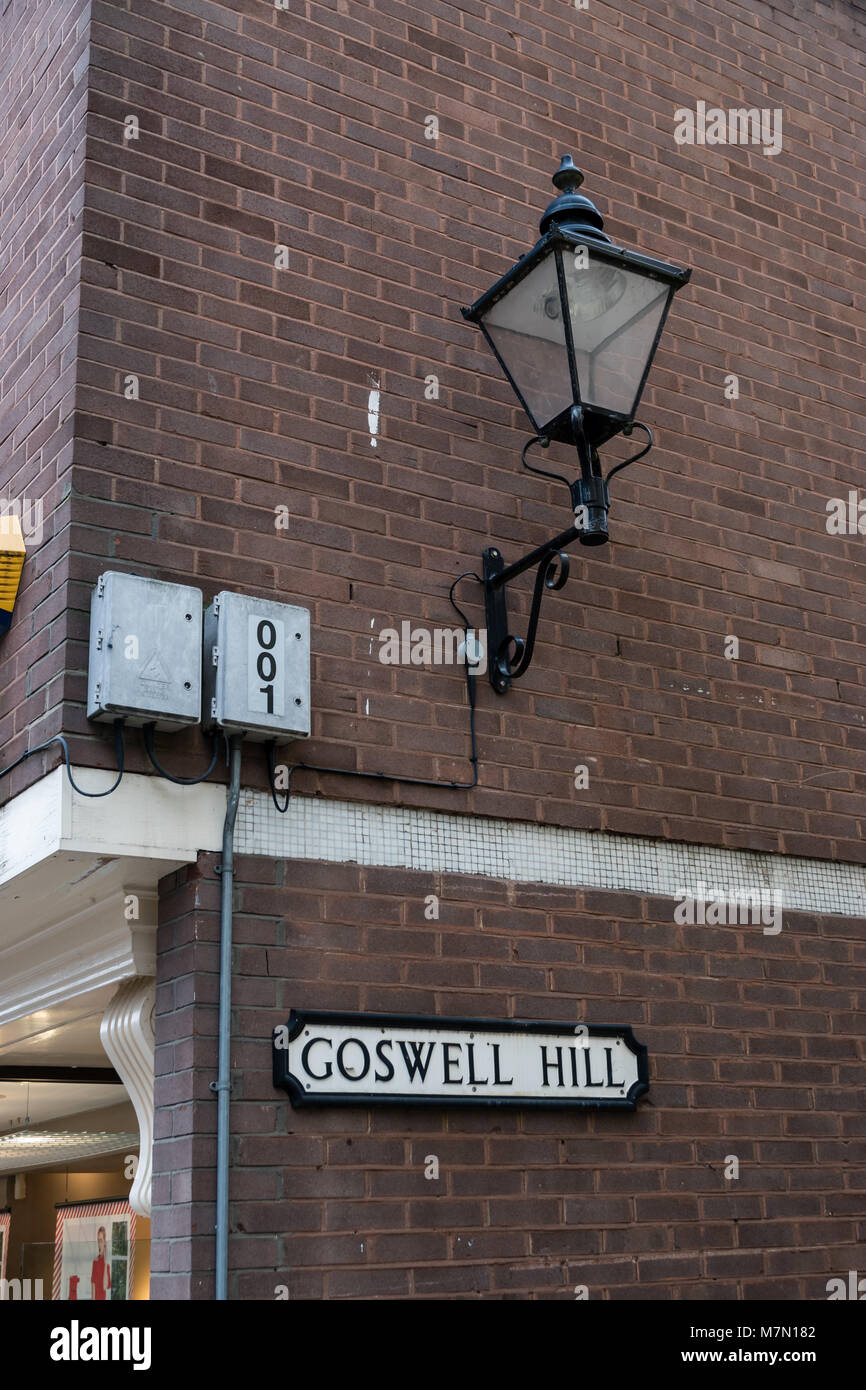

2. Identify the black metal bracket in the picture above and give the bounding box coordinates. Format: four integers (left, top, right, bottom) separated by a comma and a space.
483, 529, 575, 695
483, 415, 653, 694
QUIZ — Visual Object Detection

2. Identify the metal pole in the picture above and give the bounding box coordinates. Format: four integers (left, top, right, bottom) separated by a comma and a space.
215, 735, 243, 1300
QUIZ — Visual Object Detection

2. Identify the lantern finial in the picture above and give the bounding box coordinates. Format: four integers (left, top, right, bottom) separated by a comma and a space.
539, 155, 609, 240
552, 154, 584, 191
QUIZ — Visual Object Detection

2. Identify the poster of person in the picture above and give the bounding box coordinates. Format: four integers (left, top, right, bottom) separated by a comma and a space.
52, 1200, 135, 1301
0, 1210, 10, 1282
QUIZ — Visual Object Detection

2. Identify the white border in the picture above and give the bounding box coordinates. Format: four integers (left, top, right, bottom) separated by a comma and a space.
2, 770, 865, 923
236, 789, 866, 919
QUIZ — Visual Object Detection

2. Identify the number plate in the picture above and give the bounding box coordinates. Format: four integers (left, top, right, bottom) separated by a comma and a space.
203, 591, 310, 742
248, 613, 285, 717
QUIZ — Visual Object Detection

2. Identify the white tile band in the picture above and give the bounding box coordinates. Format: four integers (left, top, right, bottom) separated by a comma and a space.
236, 790, 866, 920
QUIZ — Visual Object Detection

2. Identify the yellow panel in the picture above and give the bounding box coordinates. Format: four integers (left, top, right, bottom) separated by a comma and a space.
0, 563, 24, 599
0, 515, 26, 624
0, 515, 26, 554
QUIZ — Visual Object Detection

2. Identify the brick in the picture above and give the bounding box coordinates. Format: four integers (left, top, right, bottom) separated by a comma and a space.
5, 0, 865, 1309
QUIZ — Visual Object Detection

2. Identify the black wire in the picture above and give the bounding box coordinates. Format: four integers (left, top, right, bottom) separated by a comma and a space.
448, 569, 483, 630
266, 572, 483, 811
267, 739, 291, 813
0, 720, 125, 798
142, 723, 224, 785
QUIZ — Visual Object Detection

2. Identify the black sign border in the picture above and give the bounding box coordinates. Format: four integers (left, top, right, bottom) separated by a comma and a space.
273, 1008, 649, 1109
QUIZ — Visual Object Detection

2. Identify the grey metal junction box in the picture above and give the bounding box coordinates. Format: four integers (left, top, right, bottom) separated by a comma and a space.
87, 571, 203, 731
203, 590, 311, 743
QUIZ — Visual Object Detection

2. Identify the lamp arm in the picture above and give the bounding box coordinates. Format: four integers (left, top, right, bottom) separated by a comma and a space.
480, 420, 655, 692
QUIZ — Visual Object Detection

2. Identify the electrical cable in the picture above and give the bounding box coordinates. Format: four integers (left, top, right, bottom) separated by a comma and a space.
0, 720, 125, 798
142, 722, 225, 785
266, 571, 483, 810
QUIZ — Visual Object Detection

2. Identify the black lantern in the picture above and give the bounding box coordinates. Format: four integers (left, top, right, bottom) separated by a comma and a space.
462, 156, 691, 691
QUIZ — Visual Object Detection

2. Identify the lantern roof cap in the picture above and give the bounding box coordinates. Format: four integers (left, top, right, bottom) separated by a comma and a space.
539, 155, 611, 241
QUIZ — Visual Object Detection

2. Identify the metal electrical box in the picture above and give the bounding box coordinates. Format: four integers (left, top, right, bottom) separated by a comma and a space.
87, 571, 203, 730
203, 591, 311, 743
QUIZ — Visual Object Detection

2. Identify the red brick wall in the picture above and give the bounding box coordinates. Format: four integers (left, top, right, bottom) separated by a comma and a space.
152, 852, 864, 1299
2, 0, 859, 858
0, 0, 89, 797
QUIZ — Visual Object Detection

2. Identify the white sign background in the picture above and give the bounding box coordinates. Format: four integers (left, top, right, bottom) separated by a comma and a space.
282, 1018, 644, 1105
247, 613, 285, 717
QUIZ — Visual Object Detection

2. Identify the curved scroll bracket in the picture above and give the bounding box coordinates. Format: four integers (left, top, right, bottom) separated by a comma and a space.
482, 421, 654, 694
605, 421, 654, 488
484, 542, 573, 695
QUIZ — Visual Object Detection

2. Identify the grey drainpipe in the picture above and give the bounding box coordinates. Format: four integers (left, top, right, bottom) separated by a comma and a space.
214, 735, 243, 1300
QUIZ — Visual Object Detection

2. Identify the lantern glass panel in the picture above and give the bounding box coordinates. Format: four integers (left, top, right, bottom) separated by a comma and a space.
562, 249, 670, 416
480, 252, 572, 432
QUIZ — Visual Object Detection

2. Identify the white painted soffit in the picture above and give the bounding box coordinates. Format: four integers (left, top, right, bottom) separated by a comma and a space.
0, 769, 223, 1028
2, 768, 865, 928
0, 1129, 138, 1174
0, 765, 225, 887
0, 988, 118, 1066
0, 879, 158, 1027
0, 1080, 124, 1132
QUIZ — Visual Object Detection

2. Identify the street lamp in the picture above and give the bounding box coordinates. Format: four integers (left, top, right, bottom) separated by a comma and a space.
462, 155, 691, 692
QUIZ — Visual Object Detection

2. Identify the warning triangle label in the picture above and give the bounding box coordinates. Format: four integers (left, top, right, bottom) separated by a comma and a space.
139, 652, 171, 685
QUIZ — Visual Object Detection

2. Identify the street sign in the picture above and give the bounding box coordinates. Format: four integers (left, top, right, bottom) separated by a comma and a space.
273, 1010, 649, 1109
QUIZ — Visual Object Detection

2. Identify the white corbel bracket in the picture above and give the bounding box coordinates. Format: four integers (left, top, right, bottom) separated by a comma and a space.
100, 976, 155, 1218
